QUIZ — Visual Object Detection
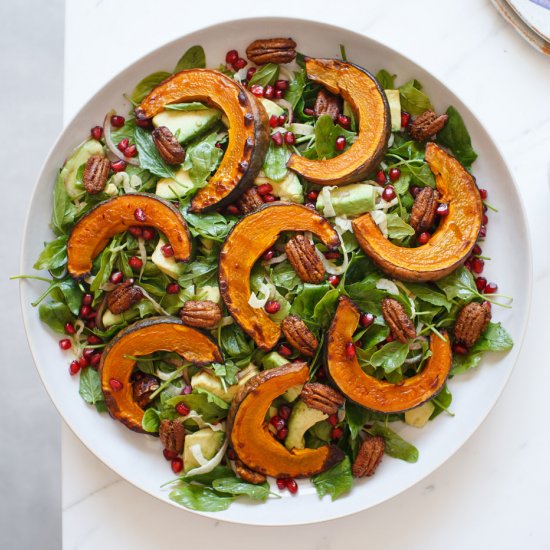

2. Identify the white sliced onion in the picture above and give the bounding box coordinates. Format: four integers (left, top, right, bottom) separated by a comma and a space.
404, 354, 422, 365
248, 281, 272, 308
190, 444, 209, 467
182, 411, 225, 432
371, 210, 388, 237
319, 186, 336, 217
137, 237, 147, 279
83, 276, 95, 285
274, 98, 294, 124
185, 437, 229, 478
220, 315, 234, 327
409, 336, 428, 351
155, 369, 176, 382
334, 215, 353, 234
387, 133, 395, 147
264, 252, 287, 265
376, 278, 400, 295
102, 110, 140, 166
278, 65, 294, 82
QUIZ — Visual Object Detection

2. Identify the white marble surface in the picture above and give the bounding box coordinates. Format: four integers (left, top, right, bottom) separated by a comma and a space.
62, 0, 550, 548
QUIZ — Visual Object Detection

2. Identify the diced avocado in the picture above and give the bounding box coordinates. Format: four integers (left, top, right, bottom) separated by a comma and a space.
151, 237, 185, 279
152, 109, 221, 144
183, 428, 225, 472
196, 285, 221, 304
404, 401, 435, 428
282, 384, 303, 403
237, 363, 259, 386
102, 309, 123, 327
285, 399, 328, 450
155, 167, 195, 199
385, 89, 402, 132
261, 351, 289, 370
61, 139, 104, 198
316, 183, 376, 217
191, 364, 259, 403
104, 182, 118, 196
255, 172, 304, 203
259, 98, 284, 119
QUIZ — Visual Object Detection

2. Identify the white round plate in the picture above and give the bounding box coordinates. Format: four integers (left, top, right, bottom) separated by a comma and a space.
20, 18, 531, 526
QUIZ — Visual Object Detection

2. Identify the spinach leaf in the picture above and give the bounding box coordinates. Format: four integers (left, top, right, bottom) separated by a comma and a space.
362, 324, 390, 348
183, 466, 233, 485
367, 423, 418, 462
291, 284, 333, 321
471, 322, 513, 353
248, 63, 279, 87
79, 367, 105, 410
270, 262, 302, 292
169, 482, 234, 512
401, 161, 436, 188
407, 283, 452, 311
399, 80, 433, 116
311, 456, 353, 501
388, 138, 425, 160
34, 236, 68, 270
345, 285, 387, 316
346, 402, 371, 439
38, 302, 74, 334
262, 143, 290, 182
182, 132, 223, 185
178, 256, 218, 287
386, 213, 415, 240
451, 352, 481, 375
54, 278, 84, 316
431, 384, 453, 418
212, 477, 271, 501
184, 210, 235, 242
134, 126, 177, 179
220, 324, 253, 359
376, 69, 396, 89
437, 106, 477, 168
314, 115, 356, 159
284, 69, 306, 109
166, 393, 227, 423
130, 71, 171, 104
370, 341, 409, 373
212, 361, 239, 386
142, 408, 160, 432
174, 45, 206, 72
435, 267, 478, 302
311, 288, 340, 329
195, 388, 229, 410
52, 173, 76, 235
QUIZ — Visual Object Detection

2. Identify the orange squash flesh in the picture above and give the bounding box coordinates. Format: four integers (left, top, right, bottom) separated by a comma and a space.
218, 203, 340, 350
227, 362, 344, 478
327, 296, 451, 413
352, 143, 483, 282
287, 58, 390, 185
67, 193, 191, 279
135, 69, 269, 212
99, 317, 222, 433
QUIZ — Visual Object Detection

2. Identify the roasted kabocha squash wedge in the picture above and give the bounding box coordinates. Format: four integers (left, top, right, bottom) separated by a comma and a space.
135, 69, 269, 212
99, 317, 223, 433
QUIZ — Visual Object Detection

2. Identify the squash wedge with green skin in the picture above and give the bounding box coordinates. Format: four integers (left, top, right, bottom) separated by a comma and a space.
135, 69, 269, 213
287, 58, 390, 185
99, 317, 222, 433
326, 296, 451, 413
67, 193, 191, 279
218, 203, 340, 350
227, 362, 344, 478
352, 142, 483, 282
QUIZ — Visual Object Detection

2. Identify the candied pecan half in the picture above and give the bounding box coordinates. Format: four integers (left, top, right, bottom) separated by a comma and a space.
381, 297, 416, 343
454, 301, 491, 348
314, 89, 342, 121
410, 110, 448, 142
180, 300, 222, 329
285, 234, 325, 284
107, 279, 143, 314
246, 37, 297, 65
151, 126, 185, 165
409, 187, 441, 233
352, 436, 385, 477
236, 187, 263, 214
132, 373, 160, 409
301, 382, 345, 415
159, 419, 185, 453
233, 459, 267, 485
83, 155, 110, 195
281, 315, 318, 357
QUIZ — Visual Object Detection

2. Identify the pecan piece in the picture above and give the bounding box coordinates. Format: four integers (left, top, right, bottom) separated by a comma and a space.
381, 297, 416, 343
285, 234, 325, 284
233, 459, 267, 485
301, 382, 345, 415
246, 37, 297, 65
410, 110, 448, 142
236, 187, 263, 214
159, 419, 185, 453
352, 436, 385, 477
314, 89, 342, 121
151, 126, 185, 165
132, 372, 160, 409
180, 300, 222, 329
454, 301, 491, 348
281, 315, 318, 357
107, 279, 143, 314
83, 155, 110, 195
409, 187, 441, 233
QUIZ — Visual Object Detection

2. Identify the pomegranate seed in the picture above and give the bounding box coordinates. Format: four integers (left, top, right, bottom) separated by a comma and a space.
111, 160, 126, 172
129, 256, 143, 270
83, 348, 95, 361
176, 402, 190, 416
275, 79, 289, 91
80, 305, 92, 318
328, 275, 340, 286
109, 271, 123, 284
345, 341, 356, 358
226, 204, 239, 215
59, 338, 72, 350
79, 356, 89, 368
401, 111, 411, 128
305, 202, 316, 209
483, 203, 488, 213
471, 257, 484, 274
171, 458, 183, 474
473, 244, 482, 255
465, 259, 473, 271
128, 226, 143, 238
411, 186, 421, 198
482, 213, 489, 225
284, 131, 296, 145
388, 167, 401, 182
265, 300, 281, 314
225, 49, 238, 64
161, 244, 174, 257
136, 118, 151, 128
328, 414, 338, 426
215, 142, 222, 149
277, 428, 288, 440
337, 114, 350, 128
479, 188, 488, 200
250, 84, 264, 97
180, 385, 193, 395
166, 282, 180, 294
271, 131, 283, 146
452, 343, 468, 355
111, 115, 125, 128
263, 193, 276, 203
262, 248, 275, 261
109, 378, 123, 391
233, 58, 247, 70
476, 277, 487, 292
324, 250, 340, 260
303, 107, 314, 116
286, 479, 298, 494
278, 343, 293, 357
90, 353, 101, 367
331, 427, 344, 440
386, 334, 395, 343
64, 322, 76, 335
125, 144, 137, 158
257, 183, 273, 196
307, 190, 319, 201
417, 232, 431, 245
360, 312, 375, 328
278, 114, 287, 126
375, 170, 387, 185
142, 227, 155, 241
484, 282, 498, 294
87, 334, 102, 345
479, 225, 487, 238
69, 360, 81, 376
82, 293, 93, 306
91, 126, 103, 140
227, 448, 237, 460
163, 449, 178, 461
437, 203, 449, 216
274, 89, 284, 99
382, 186, 396, 202
269, 114, 279, 128
117, 138, 129, 153
271, 416, 286, 432
134, 208, 146, 222
278, 405, 292, 420
276, 478, 287, 490
335, 136, 346, 151
263, 85, 274, 99
246, 67, 256, 81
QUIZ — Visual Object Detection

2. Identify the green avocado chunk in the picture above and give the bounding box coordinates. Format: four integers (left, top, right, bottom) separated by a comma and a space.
285, 399, 328, 450
61, 139, 104, 198
152, 109, 221, 144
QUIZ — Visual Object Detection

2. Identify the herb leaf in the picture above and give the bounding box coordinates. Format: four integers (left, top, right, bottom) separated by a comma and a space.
311, 457, 353, 501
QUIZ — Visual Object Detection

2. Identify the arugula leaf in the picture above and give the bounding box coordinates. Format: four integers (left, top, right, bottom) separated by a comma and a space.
38, 302, 74, 334
370, 341, 409, 373
34, 236, 67, 270
195, 388, 230, 410
169, 482, 234, 512
212, 477, 271, 501
134, 126, 177, 179
130, 71, 171, 104
79, 368, 105, 410
262, 143, 290, 182
311, 456, 353, 501
376, 69, 396, 89
346, 402, 371, 439
367, 423, 418, 463
471, 322, 513, 353
437, 106, 478, 168
398, 80, 433, 115
142, 408, 160, 432
435, 267, 478, 302
182, 132, 223, 185
248, 63, 279, 87
388, 138, 425, 160
174, 45, 206, 72
345, 284, 387, 316
406, 283, 452, 311
284, 69, 306, 109
212, 362, 239, 386
386, 213, 415, 240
